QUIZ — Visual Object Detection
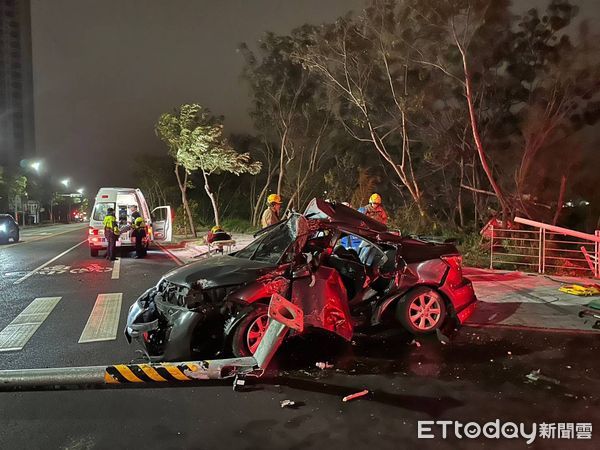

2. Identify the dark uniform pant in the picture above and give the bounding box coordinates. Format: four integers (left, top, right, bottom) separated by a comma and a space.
133, 229, 146, 257
106, 230, 117, 260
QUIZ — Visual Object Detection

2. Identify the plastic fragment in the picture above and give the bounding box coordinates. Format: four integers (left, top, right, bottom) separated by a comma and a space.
315, 362, 334, 370
342, 389, 370, 402
280, 399, 296, 408
525, 369, 560, 385
410, 340, 421, 348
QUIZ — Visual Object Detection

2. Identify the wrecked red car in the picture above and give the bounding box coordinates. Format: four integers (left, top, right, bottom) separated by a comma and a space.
125, 199, 477, 361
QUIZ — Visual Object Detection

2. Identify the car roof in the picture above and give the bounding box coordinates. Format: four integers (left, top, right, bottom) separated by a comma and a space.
304, 198, 388, 233
0, 214, 16, 221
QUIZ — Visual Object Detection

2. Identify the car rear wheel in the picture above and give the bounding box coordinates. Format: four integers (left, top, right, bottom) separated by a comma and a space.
231, 304, 269, 357
13, 230, 19, 243
396, 287, 446, 335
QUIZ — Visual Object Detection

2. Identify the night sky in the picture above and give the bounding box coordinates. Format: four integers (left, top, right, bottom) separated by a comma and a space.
30, 0, 599, 194
30, 0, 364, 192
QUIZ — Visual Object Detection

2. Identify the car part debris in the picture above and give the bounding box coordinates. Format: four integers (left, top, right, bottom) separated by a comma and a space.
342, 389, 370, 402
525, 369, 560, 386
409, 339, 421, 348
315, 362, 334, 370
280, 399, 297, 408
436, 329, 450, 345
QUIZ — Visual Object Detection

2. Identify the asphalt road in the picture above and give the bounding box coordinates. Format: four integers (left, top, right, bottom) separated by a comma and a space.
0, 225, 598, 449
0, 224, 180, 369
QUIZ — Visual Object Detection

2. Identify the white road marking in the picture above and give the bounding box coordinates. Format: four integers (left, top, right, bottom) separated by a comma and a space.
78, 293, 122, 343
0, 297, 61, 351
1, 225, 87, 249
111, 258, 120, 280
13, 239, 87, 285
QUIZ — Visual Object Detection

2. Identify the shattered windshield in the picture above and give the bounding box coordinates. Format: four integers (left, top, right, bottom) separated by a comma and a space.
234, 214, 308, 264
234, 223, 294, 264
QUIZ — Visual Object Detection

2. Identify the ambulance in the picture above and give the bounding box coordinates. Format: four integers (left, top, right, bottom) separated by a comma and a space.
88, 187, 172, 257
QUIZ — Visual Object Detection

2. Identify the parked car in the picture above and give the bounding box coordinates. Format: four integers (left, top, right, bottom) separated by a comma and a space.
0, 214, 19, 244
125, 199, 477, 361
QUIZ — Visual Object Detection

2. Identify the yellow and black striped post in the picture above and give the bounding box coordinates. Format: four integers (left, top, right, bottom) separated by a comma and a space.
103, 362, 200, 384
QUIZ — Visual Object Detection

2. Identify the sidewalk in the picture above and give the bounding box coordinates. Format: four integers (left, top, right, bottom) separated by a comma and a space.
160, 233, 255, 263
465, 267, 599, 333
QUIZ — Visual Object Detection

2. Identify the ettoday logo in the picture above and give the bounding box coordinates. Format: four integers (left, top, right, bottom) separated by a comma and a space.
418, 420, 592, 444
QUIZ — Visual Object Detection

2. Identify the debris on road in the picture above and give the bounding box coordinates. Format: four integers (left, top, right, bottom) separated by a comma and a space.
280, 399, 297, 408
409, 339, 421, 348
315, 362, 334, 370
559, 284, 600, 297
525, 369, 560, 385
342, 389, 370, 402
436, 329, 450, 345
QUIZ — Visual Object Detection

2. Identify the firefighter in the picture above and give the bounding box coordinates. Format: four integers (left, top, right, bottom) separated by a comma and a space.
362, 193, 388, 225
103, 207, 120, 261
131, 215, 147, 258
261, 194, 283, 228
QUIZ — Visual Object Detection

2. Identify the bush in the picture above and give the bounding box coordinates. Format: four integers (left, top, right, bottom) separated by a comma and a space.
220, 218, 258, 234
458, 232, 490, 268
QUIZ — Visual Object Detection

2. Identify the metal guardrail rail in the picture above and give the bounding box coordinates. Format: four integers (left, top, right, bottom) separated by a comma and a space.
489, 217, 600, 278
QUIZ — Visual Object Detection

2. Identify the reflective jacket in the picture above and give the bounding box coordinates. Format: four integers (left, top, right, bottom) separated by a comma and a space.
261, 207, 280, 229
133, 216, 145, 229
103, 214, 120, 236
363, 204, 388, 225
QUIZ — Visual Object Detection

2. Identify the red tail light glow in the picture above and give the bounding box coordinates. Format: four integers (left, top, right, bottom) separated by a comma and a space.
89, 227, 99, 236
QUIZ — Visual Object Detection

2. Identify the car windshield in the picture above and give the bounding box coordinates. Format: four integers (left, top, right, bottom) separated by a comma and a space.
234, 223, 294, 264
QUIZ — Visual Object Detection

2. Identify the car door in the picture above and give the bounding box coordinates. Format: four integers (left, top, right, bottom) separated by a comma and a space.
151, 206, 172, 242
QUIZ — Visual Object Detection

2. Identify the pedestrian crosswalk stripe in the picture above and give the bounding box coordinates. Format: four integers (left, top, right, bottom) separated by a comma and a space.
111, 258, 120, 280
0, 297, 62, 352
78, 293, 122, 343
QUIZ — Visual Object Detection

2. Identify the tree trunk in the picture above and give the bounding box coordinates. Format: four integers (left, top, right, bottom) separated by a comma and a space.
458, 156, 465, 229
552, 175, 567, 226
202, 169, 220, 228
459, 46, 509, 220
174, 164, 196, 238
276, 127, 288, 195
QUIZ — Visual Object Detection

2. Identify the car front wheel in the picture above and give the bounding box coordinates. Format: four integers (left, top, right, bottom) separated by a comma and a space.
396, 287, 446, 334
231, 304, 269, 357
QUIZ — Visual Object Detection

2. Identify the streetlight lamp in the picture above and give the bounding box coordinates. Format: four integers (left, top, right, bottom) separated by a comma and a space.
30, 161, 42, 173
61, 178, 70, 188
77, 188, 84, 195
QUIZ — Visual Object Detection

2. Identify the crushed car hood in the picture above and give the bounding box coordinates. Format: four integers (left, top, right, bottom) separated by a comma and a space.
163, 256, 275, 288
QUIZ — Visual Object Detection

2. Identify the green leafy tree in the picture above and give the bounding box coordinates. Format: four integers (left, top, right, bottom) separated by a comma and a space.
156, 104, 261, 232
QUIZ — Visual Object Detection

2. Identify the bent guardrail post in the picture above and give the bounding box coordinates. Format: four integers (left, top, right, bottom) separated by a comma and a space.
0, 293, 303, 390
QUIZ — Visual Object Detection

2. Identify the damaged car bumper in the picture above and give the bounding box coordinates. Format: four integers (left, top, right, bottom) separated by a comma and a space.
125, 286, 206, 362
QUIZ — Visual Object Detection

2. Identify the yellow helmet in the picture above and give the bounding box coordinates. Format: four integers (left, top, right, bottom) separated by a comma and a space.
267, 193, 282, 204
211, 226, 222, 233
369, 193, 382, 204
